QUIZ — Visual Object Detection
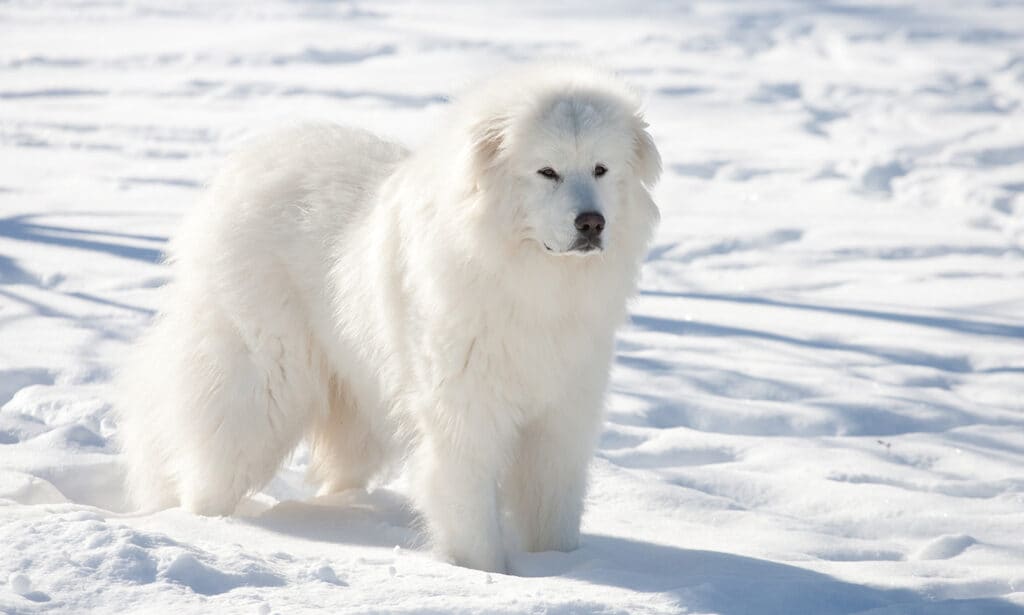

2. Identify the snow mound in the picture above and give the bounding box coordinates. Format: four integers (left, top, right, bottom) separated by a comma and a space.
163, 553, 284, 596
914, 535, 977, 561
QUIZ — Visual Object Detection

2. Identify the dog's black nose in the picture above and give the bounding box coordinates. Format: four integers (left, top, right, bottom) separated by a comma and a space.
574, 211, 605, 239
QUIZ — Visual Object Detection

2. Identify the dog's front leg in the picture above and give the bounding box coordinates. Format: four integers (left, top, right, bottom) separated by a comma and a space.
413, 398, 514, 573
506, 405, 603, 553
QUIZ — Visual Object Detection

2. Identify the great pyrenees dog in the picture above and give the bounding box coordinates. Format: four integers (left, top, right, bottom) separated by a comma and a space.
116, 64, 660, 573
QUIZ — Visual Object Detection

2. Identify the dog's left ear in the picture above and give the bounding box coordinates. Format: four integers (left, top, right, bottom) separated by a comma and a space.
632, 116, 662, 188
467, 114, 510, 178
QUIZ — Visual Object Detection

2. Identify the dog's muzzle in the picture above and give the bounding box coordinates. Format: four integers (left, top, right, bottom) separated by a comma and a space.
571, 211, 604, 252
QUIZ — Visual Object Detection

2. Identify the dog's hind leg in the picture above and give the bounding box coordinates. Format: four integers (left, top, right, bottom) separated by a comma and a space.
119, 293, 319, 516
183, 303, 325, 515
306, 374, 385, 495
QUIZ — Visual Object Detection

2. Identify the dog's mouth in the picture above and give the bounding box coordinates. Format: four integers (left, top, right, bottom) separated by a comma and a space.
569, 237, 603, 254
543, 239, 604, 255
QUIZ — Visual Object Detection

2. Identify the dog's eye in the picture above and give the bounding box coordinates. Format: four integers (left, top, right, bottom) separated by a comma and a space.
537, 167, 560, 180
594, 164, 608, 178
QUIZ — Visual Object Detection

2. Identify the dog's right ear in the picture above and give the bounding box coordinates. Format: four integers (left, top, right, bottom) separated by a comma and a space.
467, 114, 510, 178
632, 116, 662, 189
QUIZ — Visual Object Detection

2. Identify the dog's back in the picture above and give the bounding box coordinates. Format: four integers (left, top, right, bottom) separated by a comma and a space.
116, 123, 407, 513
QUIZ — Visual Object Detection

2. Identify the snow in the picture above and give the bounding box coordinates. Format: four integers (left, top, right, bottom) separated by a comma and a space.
1, 0, 1023, 613
7, 573, 30, 597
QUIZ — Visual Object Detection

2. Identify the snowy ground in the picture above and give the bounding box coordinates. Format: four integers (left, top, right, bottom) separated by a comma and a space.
2, 1, 1024, 613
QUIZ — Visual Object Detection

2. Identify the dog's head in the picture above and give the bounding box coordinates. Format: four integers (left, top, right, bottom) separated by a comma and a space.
462, 66, 661, 259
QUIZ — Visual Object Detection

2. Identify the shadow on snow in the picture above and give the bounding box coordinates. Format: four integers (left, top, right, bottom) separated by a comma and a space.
246, 491, 1023, 615
640, 290, 1024, 340
526, 533, 1024, 615
0, 213, 167, 264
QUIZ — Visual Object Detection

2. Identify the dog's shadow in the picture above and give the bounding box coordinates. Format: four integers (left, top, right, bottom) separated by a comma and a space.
239, 488, 423, 550
239, 490, 1021, 615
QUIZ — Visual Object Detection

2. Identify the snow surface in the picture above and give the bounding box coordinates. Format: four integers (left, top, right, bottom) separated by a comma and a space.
2, 1, 1024, 613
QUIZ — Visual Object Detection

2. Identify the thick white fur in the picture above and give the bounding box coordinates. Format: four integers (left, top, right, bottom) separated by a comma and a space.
116, 64, 660, 573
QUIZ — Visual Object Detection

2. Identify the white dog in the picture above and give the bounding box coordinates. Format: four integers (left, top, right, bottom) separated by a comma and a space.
116, 64, 661, 573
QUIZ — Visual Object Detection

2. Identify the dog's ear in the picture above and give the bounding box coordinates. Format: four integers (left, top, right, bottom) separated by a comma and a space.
632, 116, 662, 188
467, 114, 510, 177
